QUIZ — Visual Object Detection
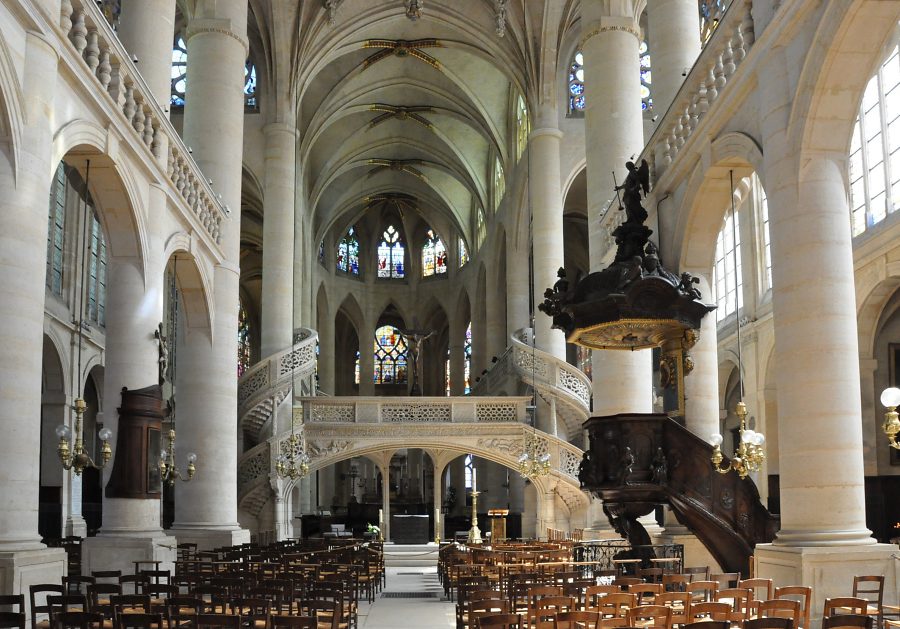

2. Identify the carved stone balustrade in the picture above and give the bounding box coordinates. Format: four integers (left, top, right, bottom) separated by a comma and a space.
294, 395, 531, 424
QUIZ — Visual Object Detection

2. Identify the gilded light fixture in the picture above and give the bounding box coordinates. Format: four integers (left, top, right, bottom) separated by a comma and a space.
56, 160, 113, 476
276, 429, 311, 481
517, 429, 551, 480
710, 401, 766, 479
880, 387, 900, 450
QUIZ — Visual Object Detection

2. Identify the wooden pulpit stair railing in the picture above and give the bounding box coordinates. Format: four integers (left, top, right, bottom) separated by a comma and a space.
579, 413, 779, 574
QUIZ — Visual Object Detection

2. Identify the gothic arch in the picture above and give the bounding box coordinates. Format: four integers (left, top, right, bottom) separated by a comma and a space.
164, 234, 215, 336
0, 26, 23, 180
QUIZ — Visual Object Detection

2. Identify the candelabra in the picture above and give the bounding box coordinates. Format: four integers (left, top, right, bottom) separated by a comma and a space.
880, 387, 900, 450
710, 401, 766, 479
276, 432, 311, 481
56, 397, 112, 476
467, 490, 482, 544
517, 430, 551, 480
159, 428, 197, 485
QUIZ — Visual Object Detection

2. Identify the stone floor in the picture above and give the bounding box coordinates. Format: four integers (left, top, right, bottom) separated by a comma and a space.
357, 567, 455, 628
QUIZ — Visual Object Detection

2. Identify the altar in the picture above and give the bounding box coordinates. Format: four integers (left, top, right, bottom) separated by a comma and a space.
391, 514, 429, 544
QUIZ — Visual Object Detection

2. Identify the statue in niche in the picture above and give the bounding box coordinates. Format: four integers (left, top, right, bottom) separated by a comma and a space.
651, 447, 668, 485
405, 0, 422, 20
154, 323, 169, 386
620, 446, 635, 486
578, 450, 601, 488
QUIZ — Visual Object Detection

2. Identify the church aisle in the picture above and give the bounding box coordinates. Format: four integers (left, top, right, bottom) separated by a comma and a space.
358, 567, 455, 629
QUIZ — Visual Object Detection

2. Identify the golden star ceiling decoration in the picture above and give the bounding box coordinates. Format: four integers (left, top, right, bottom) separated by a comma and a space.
368, 104, 434, 129
367, 159, 428, 181
362, 39, 443, 70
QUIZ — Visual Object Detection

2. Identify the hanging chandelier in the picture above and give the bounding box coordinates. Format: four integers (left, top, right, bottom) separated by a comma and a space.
710, 401, 765, 479
517, 429, 551, 480
158, 256, 197, 485
276, 431, 311, 481
880, 387, 900, 449
56, 160, 113, 476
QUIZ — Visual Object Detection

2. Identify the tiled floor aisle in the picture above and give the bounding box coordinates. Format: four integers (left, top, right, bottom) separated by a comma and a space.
358, 567, 455, 628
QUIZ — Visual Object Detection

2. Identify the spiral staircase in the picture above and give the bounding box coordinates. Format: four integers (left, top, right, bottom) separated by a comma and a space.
471, 329, 592, 442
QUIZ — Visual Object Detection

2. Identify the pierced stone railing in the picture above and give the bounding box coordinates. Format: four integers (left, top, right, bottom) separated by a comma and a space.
238, 328, 318, 441
510, 329, 591, 410
58, 0, 226, 246
596, 0, 756, 261
294, 396, 531, 424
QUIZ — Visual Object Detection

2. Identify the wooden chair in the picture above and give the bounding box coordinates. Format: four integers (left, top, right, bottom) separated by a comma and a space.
63, 578, 96, 597
661, 575, 690, 593
193, 614, 242, 629
53, 611, 104, 629
655, 592, 690, 626
683, 568, 710, 583
685, 581, 717, 604
593, 593, 635, 619
775, 586, 811, 629
853, 576, 885, 625
682, 622, 728, 629
740, 578, 774, 614
0, 598, 25, 629
613, 578, 642, 589
476, 614, 523, 629
629, 584, 663, 605
585, 585, 621, 609
758, 599, 801, 629
115, 613, 163, 629
0, 596, 25, 614
554, 611, 601, 629
688, 602, 731, 622
269, 616, 316, 629
468, 600, 509, 629
638, 569, 664, 585
597, 619, 628, 629
626, 604, 672, 629
48, 595, 88, 619
715, 587, 753, 622
709, 573, 740, 589
824, 598, 870, 617
297, 600, 338, 629
30, 584, 65, 629
90, 572, 122, 585
744, 618, 793, 629
533, 596, 575, 628
822, 615, 874, 629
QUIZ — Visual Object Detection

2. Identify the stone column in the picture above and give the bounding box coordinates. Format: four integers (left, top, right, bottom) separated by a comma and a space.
754, 50, 896, 609
449, 315, 467, 396
170, 0, 250, 549
646, 0, 701, 117
432, 461, 444, 541
260, 122, 297, 359
506, 236, 530, 336
0, 31, 68, 594
117, 0, 177, 108
529, 119, 567, 360
682, 272, 719, 438
485, 268, 507, 361
582, 0, 653, 414
380, 465, 391, 541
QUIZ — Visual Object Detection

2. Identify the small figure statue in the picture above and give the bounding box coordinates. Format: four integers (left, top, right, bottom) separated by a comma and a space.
553, 267, 569, 295
578, 451, 599, 488
619, 446, 635, 486
405, 0, 422, 20
616, 160, 650, 225
678, 272, 703, 300
399, 328, 434, 395
651, 447, 668, 485
154, 323, 169, 386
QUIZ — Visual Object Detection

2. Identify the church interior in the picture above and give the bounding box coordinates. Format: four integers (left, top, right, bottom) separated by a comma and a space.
1, 0, 899, 627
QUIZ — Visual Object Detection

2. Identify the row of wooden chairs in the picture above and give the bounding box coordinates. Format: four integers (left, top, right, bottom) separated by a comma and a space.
472, 615, 874, 629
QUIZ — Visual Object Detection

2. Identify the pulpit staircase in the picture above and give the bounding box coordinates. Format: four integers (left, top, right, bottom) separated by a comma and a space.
471, 329, 592, 442
581, 413, 780, 574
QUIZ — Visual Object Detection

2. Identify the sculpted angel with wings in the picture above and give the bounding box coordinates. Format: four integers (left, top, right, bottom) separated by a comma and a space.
616, 159, 650, 225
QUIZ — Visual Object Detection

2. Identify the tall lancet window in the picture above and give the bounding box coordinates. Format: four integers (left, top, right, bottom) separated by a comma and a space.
713, 212, 743, 322
515, 95, 530, 162
238, 301, 252, 377
475, 210, 486, 249
170, 34, 187, 107
377, 225, 405, 278
374, 326, 408, 384
464, 322, 472, 394
458, 239, 469, 267
86, 212, 108, 327
337, 226, 360, 275
569, 51, 585, 114
422, 229, 447, 277
493, 158, 506, 211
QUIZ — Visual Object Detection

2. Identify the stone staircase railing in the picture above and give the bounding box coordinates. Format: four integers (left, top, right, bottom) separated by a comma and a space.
57, 0, 227, 248
596, 0, 756, 262
238, 328, 318, 445
237, 397, 588, 520
472, 329, 592, 440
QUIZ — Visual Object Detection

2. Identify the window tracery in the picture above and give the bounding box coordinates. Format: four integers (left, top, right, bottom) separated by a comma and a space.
568, 48, 652, 115
170, 34, 260, 111
458, 239, 469, 267
464, 322, 472, 394
238, 301, 251, 377
494, 158, 506, 211
756, 177, 772, 290
318, 240, 326, 266
86, 212, 108, 326
476, 210, 486, 249
713, 212, 743, 322
700, 0, 728, 44
46, 163, 66, 296
374, 325, 408, 384
422, 229, 447, 277
377, 225, 405, 279
515, 95, 530, 162
640, 41, 653, 113
337, 227, 360, 275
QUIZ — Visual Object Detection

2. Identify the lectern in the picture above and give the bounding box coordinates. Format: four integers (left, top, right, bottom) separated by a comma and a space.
488, 509, 509, 543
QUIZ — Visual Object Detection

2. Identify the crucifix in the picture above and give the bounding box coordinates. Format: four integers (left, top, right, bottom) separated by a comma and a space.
399, 328, 434, 396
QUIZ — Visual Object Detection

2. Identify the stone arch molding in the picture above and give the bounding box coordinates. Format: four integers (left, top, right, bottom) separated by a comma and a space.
0, 26, 24, 179
163, 232, 215, 336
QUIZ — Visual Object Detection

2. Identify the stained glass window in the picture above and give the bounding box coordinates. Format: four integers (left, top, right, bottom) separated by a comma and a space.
494, 158, 506, 211
476, 210, 486, 249
374, 325, 408, 384
516, 95, 530, 162
238, 301, 251, 377
459, 239, 469, 267
849, 42, 900, 236
464, 454, 474, 489
86, 212, 108, 326
422, 229, 447, 277
377, 225, 405, 279
464, 322, 472, 394
757, 176, 772, 290
445, 347, 451, 396
700, 0, 728, 44
354, 350, 361, 385
576, 345, 593, 381
245, 60, 258, 111
46, 162, 66, 296
337, 227, 360, 275
569, 51, 585, 114
318, 240, 326, 266
713, 211, 743, 322
640, 41, 653, 112
170, 35, 187, 107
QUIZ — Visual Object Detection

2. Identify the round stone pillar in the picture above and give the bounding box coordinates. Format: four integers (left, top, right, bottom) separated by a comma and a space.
646, 0, 701, 116
682, 272, 720, 438
171, 0, 249, 548
506, 236, 530, 335
117, 0, 177, 108
529, 125, 567, 360
261, 123, 297, 358
317, 308, 335, 395
582, 0, 653, 413
0, 32, 59, 553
